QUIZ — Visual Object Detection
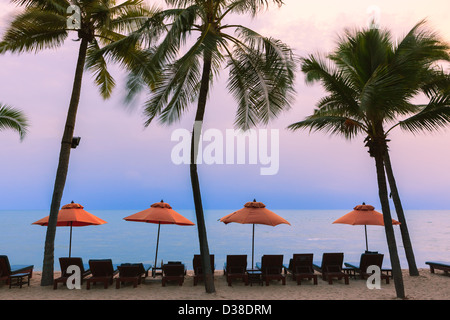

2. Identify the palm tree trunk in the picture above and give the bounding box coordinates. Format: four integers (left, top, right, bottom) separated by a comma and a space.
373, 151, 406, 299
190, 49, 215, 293
384, 151, 419, 276
40, 38, 89, 286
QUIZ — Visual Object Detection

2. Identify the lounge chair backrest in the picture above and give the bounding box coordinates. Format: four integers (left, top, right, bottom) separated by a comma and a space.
321, 253, 344, 269
262, 255, 283, 266
360, 253, 384, 271
59, 257, 85, 277
0, 255, 11, 276
261, 255, 283, 275
293, 254, 313, 266
163, 264, 184, 276
226, 255, 247, 273
293, 254, 313, 273
89, 259, 114, 277
118, 264, 144, 277
120, 263, 145, 272
193, 255, 215, 275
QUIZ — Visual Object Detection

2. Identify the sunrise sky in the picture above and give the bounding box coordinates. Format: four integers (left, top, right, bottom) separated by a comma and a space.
0, 0, 449, 211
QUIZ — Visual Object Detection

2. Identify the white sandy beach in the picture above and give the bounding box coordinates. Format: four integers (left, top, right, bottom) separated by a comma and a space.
0, 268, 448, 301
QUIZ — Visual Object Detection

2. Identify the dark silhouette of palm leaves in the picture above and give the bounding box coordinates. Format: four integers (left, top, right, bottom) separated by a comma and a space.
0, 103, 29, 140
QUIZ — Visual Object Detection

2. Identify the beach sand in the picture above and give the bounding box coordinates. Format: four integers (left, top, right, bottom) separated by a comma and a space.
0, 268, 448, 300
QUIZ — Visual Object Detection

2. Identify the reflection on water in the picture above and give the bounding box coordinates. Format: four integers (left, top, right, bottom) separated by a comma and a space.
0, 210, 449, 271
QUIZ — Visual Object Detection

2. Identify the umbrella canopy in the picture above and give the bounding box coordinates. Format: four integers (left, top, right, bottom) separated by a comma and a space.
124, 201, 194, 226
220, 200, 290, 226
333, 203, 400, 251
220, 200, 290, 269
123, 200, 194, 271
33, 202, 106, 257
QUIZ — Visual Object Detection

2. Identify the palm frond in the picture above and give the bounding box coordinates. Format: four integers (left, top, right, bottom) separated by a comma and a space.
330, 27, 394, 88
358, 62, 418, 120
88, 0, 156, 34
85, 7, 165, 102
0, 8, 67, 54
301, 54, 360, 115
106, 2, 161, 35
10, 0, 69, 14
397, 93, 450, 134
224, 0, 284, 17
288, 113, 366, 140
164, 0, 197, 7
223, 26, 296, 129
0, 103, 29, 141
142, 35, 204, 126
150, 4, 200, 68
420, 68, 450, 97
86, 39, 116, 99
224, 42, 259, 130
395, 19, 450, 66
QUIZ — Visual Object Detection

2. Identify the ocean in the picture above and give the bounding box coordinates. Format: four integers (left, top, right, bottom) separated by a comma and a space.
1, 209, 449, 271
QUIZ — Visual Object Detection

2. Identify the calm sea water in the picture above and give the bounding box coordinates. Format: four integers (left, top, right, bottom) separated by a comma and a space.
0, 209, 449, 271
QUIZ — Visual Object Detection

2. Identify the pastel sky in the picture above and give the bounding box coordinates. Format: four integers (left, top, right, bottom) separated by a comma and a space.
0, 0, 449, 211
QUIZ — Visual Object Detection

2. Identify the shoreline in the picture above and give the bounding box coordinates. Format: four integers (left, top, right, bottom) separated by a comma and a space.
1, 268, 448, 300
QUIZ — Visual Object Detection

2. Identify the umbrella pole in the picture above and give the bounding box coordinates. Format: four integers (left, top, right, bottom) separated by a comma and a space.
155, 222, 161, 268
252, 224, 255, 269
364, 225, 368, 252
69, 222, 72, 258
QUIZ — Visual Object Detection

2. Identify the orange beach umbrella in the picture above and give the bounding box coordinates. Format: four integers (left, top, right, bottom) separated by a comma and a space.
333, 203, 400, 251
220, 199, 290, 269
33, 202, 106, 257
123, 200, 194, 267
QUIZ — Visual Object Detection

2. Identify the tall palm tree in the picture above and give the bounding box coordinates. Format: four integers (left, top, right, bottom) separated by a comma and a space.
288, 21, 449, 299
100, 0, 297, 293
0, 0, 155, 286
0, 103, 29, 140
383, 70, 450, 277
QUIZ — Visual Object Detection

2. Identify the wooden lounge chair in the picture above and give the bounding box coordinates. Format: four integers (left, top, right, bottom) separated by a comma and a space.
425, 261, 450, 276
313, 252, 349, 285
259, 255, 286, 286
224, 255, 248, 286
0, 255, 34, 288
53, 257, 91, 289
86, 259, 119, 289
162, 263, 185, 286
193, 254, 215, 286
116, 263, 148, 289
286, 254, 317, 285
344, 253, 390, 284
285, 253, 312, 277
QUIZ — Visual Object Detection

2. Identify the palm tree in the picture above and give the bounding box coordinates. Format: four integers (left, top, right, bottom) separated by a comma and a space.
0, 0, 155, 286
100, 0, 297, 293
384, 71, 450, 277
288, 21, 449, 299
0, 103, 29, 140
